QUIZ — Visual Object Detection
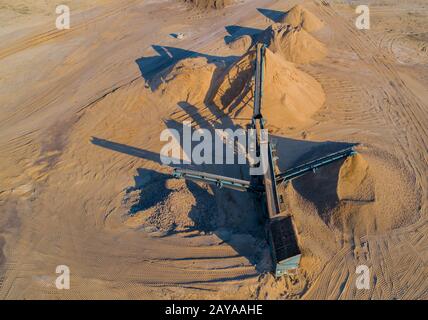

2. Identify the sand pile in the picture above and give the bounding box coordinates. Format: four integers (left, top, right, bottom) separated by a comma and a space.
228, 35, 252, 53
288, 149, 420, 248
210, 48, 325, 128
260, 23, 327, 64
184, 0, 232, 9
209, 51, 254, 116
153, 57, 217, 105
124, 177, 217, 232
281, 4, 325, 32
337, 154, 375, 202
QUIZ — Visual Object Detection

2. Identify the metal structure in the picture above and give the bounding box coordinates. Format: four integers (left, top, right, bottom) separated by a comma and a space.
172, 44, 356, 277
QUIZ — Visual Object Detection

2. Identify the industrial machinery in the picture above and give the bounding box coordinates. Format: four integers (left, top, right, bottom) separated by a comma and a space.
172, 44, 356, 277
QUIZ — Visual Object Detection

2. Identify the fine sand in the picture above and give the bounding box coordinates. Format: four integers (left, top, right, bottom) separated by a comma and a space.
0, 0, 427, 299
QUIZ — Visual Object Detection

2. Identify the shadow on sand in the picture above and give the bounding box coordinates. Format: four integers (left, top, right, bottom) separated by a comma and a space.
257, 8, 287, 23
91, 11, 358, 275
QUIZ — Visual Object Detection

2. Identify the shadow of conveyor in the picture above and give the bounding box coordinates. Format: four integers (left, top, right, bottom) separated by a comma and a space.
287, 142, 358, 224
224, 25, 263, 46
91, 137, 172, 165
257, 8, 287, 23
171, 101, 268, 241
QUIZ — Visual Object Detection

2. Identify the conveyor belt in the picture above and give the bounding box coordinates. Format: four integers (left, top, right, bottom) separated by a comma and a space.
253, 44, 265, 119
276, 147, 357, 184
172, 168, 261, 193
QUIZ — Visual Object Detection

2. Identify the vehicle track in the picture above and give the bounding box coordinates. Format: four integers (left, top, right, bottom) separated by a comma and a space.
301, 1, 428, 299
0, 0, 139, 61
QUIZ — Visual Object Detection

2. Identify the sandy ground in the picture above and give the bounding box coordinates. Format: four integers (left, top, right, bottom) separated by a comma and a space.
0, 0, 427, 299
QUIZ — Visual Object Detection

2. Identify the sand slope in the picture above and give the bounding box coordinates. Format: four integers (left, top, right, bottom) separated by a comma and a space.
153, 56, 217, 105
280, 4, 324, 32
211, 48, 325, 128
260, 23, 327, 64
